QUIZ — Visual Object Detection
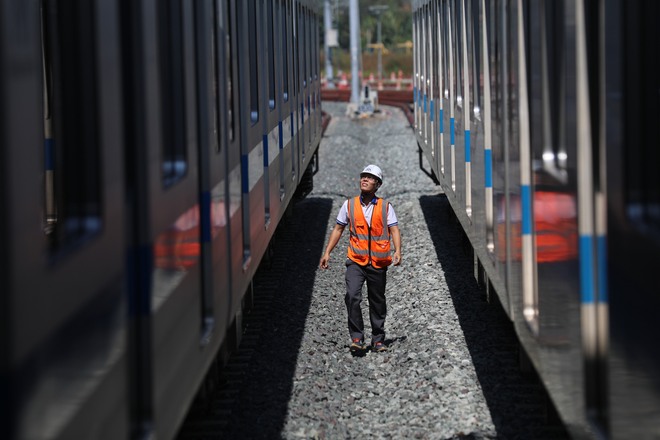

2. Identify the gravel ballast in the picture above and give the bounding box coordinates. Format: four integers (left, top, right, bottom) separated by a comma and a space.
178, 101, 569, 440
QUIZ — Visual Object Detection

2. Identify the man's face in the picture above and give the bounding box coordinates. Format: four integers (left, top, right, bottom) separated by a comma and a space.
360, 174, 380, 193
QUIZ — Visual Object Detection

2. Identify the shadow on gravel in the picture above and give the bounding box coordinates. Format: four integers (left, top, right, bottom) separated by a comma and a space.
209, 197, 333, 439
419, 194, 570, 439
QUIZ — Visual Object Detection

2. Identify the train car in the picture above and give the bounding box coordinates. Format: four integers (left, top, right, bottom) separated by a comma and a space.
412, 0, 659, 438
0, 0, 321, 439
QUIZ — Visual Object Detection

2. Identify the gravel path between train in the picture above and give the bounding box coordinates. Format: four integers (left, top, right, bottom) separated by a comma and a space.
178, 102, 569, 440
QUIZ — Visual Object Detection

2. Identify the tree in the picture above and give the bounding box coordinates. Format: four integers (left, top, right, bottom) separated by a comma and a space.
320, 0, 412, 50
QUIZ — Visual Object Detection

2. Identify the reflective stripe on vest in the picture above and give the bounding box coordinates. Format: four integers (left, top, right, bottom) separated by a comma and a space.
346, 196, 392, 268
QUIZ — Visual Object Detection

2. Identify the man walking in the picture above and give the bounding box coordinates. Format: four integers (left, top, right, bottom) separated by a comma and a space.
319, 165, 402, 353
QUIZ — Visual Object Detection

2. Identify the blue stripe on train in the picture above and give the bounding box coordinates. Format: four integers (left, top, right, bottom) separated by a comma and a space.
485, 149, 492, 188
450, 118, 455, 145
580, 235, 595, 304
465, 130, 471, 163
521, 184, 531, 235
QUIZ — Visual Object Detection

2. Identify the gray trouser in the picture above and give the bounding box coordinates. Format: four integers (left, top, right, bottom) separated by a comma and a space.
345, 260, 387, 344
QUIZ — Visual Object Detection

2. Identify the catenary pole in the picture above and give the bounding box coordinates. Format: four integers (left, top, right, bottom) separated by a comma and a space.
349, 0, 360, 104
324, 0, 333, 84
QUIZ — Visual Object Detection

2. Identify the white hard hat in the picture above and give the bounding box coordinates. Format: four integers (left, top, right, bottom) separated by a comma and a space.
360, 164, 383, 183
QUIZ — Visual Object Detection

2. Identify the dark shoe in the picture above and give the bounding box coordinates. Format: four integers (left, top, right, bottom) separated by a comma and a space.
350, 338, 367, 352
372, 341, 387, 352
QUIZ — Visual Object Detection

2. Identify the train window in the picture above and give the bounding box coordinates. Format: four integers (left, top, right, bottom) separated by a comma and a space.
159, 0, 188, 187
313, 13, 318, 81
292, 3, 298, 99
312, 11, 319, 81
226, 0, 234, 141
297, 4, 301, 97
446, 0, 456, 121
302, 8, 307, 89
318, 14, 322, 82
211, 1, 221, 153
267, 0, 276, 110
248, 0, 259, 124
529, 0, 543, 159
432, 5, 437, 101
430, 4, 435, 131
421, 6, 426, 100
309, 10, 314, 84
625, 0, 660, 231
41, 0, 102, 248
316, 14, 321, 82
425, 7, 429, 97
412, 11, 416, 112
419, 7, 425, 100
307, 9, 313, 126
297, 3, 301, 91
281, 0, 289, 102
455, 0, 463, 109
442, 2, 450, 101
302, 9, 307, 88
308, 10, 314, 84
539, 0, 567, 184
470, 0, 481, 119
431, 1, 437, 106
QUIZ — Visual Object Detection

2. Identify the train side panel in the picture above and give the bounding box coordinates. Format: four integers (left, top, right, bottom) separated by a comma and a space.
1, 1, 321, 439
1, 0, 129, 438
415, 0, 590, 435
415, 0, 660, 438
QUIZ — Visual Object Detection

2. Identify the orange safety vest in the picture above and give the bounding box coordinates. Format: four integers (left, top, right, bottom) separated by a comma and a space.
346, 196, 392, 268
